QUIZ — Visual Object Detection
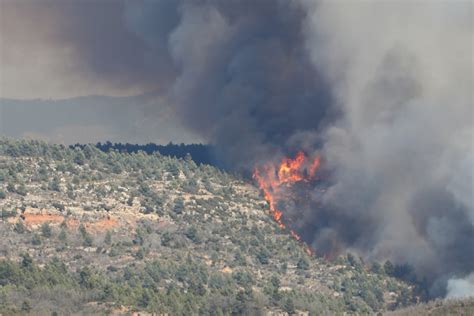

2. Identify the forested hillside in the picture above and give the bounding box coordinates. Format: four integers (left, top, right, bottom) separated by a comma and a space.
1, 138, 414, 315
72, 141, 215, 166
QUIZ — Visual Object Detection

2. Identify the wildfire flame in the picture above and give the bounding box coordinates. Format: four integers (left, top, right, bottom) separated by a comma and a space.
253, 151, 320, 255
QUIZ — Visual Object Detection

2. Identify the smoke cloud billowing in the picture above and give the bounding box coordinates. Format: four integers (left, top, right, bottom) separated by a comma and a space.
148, 0, 336, 169
125, 0, 473, 297
447, 273, 474, 299
2, 0, 472, 298
302, 1, 473, 297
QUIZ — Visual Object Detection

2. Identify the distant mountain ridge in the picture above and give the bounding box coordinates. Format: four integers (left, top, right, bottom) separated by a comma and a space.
0, 95, 200, 144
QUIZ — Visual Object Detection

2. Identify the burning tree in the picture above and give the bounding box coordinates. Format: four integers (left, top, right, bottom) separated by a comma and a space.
253, 151, 321, 255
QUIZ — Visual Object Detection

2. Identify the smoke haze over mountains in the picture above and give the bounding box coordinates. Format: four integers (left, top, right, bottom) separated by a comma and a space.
0, 95, 201, 144
1, 0, 472, 298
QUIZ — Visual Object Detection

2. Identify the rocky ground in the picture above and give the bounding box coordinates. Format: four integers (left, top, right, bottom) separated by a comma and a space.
0, 139, 425, 315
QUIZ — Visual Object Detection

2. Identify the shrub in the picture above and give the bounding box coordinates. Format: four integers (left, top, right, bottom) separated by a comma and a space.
104, 231, 112, 245
6, 182, 15, 193
58, 228, 67, 243
49, 177, 61, 192
79, 224, 93, 247
173, 197, 185, 214
1, 209, 16, 219
16, 184, 27, 196
31, 233, 42, 245
256, 248, 270, 265
41, 222, 53, 238
297, 257, 309, 270
14, 221, 26, 233
161, 232, 172, 247
185, 226, 201, 244
384, 260, 394, 276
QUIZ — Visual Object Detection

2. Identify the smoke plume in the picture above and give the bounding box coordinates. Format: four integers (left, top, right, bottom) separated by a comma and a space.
126, 0, 473, 297
302, 1, 473, 297
447, 273, 474, 299
2, 0, 472, 298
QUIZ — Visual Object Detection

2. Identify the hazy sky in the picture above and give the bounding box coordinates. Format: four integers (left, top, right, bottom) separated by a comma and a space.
0, 95, 202, 144
0, 0, 195, 144
0, 0, 158, 99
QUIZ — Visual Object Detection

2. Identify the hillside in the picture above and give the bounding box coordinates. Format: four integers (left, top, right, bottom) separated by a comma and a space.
1, 138, 415, 315
385, 298, 474, 316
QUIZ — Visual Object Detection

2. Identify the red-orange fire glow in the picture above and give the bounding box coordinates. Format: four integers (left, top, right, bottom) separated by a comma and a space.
253, 151, 320, 256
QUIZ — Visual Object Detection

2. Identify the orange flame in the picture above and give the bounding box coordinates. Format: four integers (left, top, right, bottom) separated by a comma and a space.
253, 151, 320, 256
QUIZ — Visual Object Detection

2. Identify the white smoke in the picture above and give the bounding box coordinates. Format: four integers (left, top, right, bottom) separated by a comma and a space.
447, 273, 474, 299
303, 1, 473, 296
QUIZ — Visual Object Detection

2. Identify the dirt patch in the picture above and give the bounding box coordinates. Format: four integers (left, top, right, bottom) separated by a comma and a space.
22, 213, 64, 227
220, 266, 233, 273
17, 211, 120, 232
66, 218, 80, 230
86, 216, 119, 232
66, 216, 119, 232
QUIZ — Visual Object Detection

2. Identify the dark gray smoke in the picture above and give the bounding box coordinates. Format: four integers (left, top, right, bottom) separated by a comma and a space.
2, 0, 472, 298
0, 0, 166, 98
128, 0, 336, 169
124, 0, 473, 297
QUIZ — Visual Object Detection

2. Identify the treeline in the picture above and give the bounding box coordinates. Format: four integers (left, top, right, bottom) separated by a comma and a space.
0, 255, 309, 315
71, 142, 216, 166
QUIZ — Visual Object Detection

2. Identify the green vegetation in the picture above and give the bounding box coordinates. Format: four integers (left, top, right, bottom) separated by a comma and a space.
0, 138, 421, 314
41, 222, 52, 238
385, 298, 474, 316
